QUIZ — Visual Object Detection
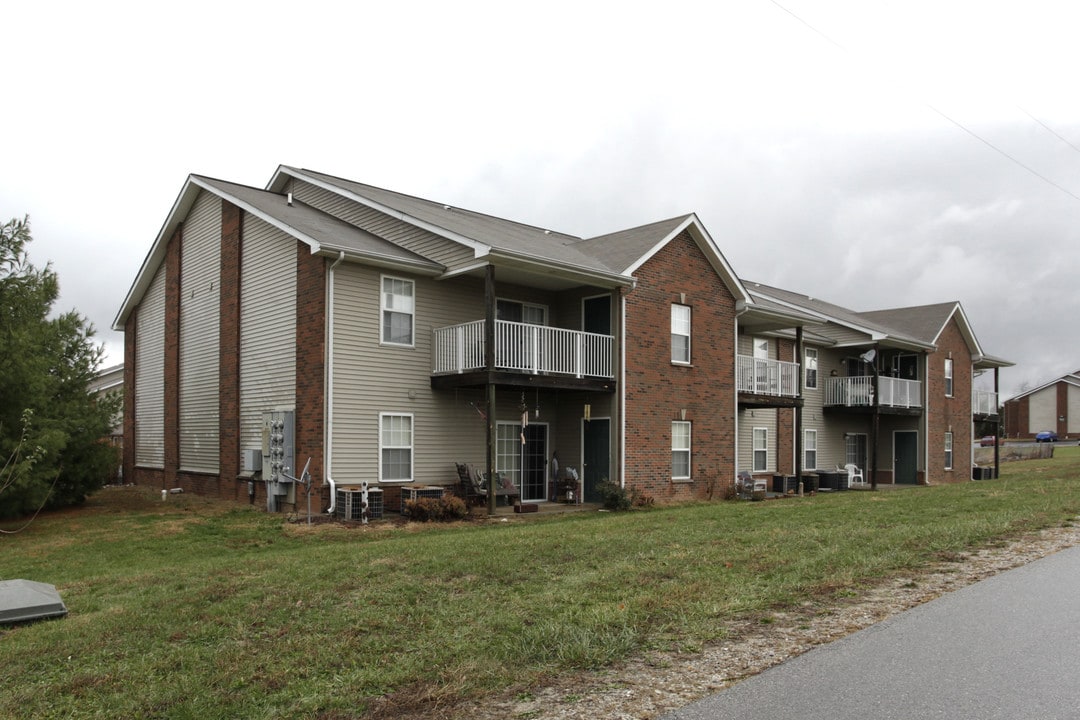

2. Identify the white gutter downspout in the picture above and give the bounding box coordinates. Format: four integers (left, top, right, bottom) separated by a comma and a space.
733, 314, 739, 480
325, 251, 346, 514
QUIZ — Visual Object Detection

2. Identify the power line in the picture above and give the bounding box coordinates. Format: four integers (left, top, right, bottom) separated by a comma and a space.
768, 0, 1080, 204
1018, 106, 1080, 156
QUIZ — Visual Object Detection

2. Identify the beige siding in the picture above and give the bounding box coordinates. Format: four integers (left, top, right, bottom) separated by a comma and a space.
329, 265, 486, 485
178, 191, 220, 473
1029, 386, 1057, 433
239, 215, 297, 453
134, 265, 166, 468
738, 409, 777, 473
290, 181, 475, 269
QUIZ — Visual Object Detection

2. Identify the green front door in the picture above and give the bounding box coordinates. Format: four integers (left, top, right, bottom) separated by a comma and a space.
582, 418, 610, 503
895, 431, 918, 484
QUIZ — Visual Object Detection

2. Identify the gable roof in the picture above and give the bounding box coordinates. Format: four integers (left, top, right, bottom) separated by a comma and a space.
573, 214, 752, 304
1005, 370, 1080, 402
268, 166, 633, 288
112, 175, 442, 330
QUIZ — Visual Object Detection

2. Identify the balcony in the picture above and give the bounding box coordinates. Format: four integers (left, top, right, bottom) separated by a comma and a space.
825, 376, 922, 410
431, 319, 615, 391
737, 355, 801, 407
973, 389, 999, 417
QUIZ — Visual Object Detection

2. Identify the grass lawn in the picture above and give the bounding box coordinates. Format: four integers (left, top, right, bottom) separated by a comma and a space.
3, 446, 1080, 719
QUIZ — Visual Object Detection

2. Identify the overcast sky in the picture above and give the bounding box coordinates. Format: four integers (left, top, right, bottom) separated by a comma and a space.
3, 1, 1077, 399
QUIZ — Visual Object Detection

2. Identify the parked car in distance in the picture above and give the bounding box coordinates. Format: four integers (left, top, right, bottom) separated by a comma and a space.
1035, 431, 1059, 442
979, 435, 1003, 446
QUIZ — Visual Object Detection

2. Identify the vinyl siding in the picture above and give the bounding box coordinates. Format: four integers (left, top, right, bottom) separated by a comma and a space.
289, 181, 475, 269
178, 191, 220, 473
239, 215, 297, 453
1029, 386, 1057, 433
134, 264, 166, 468
738, 410, 777, 473
329, 265, 486, 485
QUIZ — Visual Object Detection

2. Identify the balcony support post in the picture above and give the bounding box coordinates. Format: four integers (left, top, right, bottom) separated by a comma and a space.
795, 326, 803, 486
484, 265, 497, 516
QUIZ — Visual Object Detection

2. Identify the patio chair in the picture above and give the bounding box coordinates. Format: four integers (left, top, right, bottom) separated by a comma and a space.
736, 471, 767, 499
845, 463, 866, 487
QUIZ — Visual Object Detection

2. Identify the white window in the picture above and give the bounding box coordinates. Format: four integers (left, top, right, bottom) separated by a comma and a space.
805, 348, 818, 389
496, 423, 522, 486
672, 421, 691, 479
944, 358, 954, 397
497, 299, 547, 326
845, 433, 868, 469
752, 427, 768, 472
944, 431, 953, 470
671, 304, 691, 364
381, 276, 414, 346
379, 413, 413, 482
804, 429, 818, 470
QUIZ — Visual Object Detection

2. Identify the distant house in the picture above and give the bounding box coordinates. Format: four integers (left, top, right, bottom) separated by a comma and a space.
1003, 370, 1080, 440
88, 363, 124, 447
113, 167, 1011, 514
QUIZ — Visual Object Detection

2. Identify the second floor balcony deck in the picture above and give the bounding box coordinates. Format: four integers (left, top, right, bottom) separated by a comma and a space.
431, 319, 615, 391
737, 355, 801, 407
973, 389, 999, 417
824, 376, 923, 411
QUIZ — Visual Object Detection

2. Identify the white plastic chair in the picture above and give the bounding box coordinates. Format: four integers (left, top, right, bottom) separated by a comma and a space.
845, 463, 866, 487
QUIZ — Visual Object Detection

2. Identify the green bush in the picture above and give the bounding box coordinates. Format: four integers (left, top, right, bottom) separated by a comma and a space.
595, 479, 631, 511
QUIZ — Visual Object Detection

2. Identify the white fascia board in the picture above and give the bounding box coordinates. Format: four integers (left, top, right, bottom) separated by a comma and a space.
749, 289, 881, 336
272, 166, 489, 255
932, 303, 984, 358
486, 247, 635, 289
112, 175, 202, 330
316, 244, 444, 276
625, 214, 751, 303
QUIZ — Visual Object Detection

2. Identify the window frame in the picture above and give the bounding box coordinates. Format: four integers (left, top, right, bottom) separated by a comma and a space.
497, 298, 548, 326
380, 275, 415, 347
944, 431, 954, 470
804, 428, 818, 470
752, 427, 768, 473
944, 358, 954, 397
845, 433, 868, 470
671, 304, 691, 365
672, 420, 692, 480
805, 347, 818, 389
378, 412, 414, 483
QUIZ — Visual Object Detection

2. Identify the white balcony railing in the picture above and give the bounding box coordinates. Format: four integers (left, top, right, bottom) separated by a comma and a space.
736, 355, 800, 397
825, 376, 923, 408
973, 389, 999, 415
432, 320, 614, 379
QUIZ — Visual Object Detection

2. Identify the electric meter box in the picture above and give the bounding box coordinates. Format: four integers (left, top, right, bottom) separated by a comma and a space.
261, 410, 296, 509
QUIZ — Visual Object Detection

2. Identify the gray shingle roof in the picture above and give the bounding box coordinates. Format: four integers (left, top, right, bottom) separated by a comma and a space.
570, 215, 693, 274
287, 168, 626, 276
194, 176, 441, 271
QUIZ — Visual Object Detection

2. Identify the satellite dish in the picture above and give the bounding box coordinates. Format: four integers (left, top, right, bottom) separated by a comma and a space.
859, 349, 877, 364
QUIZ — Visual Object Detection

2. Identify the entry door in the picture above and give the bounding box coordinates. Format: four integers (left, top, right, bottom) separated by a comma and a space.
497, 422, 548, 501
582, 418, 610, 503
895, 431, 919, 484
520, 424, 548, 502
583, 295, 611, 335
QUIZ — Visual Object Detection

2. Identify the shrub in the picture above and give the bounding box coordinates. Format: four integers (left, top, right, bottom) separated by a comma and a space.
595, 479, 631, 511
404, 495, 468, 522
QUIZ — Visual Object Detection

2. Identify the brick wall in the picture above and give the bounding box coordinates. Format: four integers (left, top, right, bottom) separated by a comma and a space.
123, 311, 137, 486
219, 200, 242, 500
623, 230, 737, 501
925, 316, 973, 484
163, 225, 182, 490
295, 242, 327, 509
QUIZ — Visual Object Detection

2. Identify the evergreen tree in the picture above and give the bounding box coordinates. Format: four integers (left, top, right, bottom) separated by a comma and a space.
0, 216, 119, 518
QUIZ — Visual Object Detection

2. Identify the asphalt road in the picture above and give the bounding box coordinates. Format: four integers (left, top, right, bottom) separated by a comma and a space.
662, 545, 1080, 720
